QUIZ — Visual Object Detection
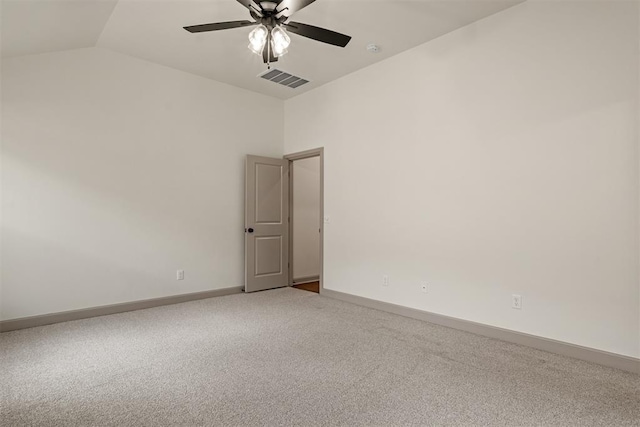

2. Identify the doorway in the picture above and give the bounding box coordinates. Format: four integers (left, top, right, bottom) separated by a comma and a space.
285, 148, 324, 294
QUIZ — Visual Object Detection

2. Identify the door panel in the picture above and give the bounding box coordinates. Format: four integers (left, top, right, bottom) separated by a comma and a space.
255, 163, 283, 224
245, 155, 289, 292
255, 236, 282, 276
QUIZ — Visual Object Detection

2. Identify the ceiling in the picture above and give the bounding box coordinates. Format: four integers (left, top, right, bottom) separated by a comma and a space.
1, 0, 524, 99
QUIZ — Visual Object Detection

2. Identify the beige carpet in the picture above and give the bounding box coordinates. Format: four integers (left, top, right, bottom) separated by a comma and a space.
1, 288, 638, 426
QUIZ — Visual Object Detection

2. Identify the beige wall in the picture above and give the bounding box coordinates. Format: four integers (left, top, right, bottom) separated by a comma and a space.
292, 157, 320, 280
285, 1, 640, 357
0, 47, 284, 320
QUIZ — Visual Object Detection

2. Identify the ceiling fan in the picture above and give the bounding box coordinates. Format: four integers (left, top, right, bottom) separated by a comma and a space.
183, 0, 352, 66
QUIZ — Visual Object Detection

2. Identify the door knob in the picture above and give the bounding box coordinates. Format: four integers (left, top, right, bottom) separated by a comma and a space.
247, 228, 254, 233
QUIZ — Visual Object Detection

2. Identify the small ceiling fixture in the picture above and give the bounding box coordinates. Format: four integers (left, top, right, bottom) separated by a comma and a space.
184, 0, 352, 68
366, 43, 380, 53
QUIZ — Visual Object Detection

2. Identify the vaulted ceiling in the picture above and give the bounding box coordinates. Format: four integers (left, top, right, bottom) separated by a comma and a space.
1, 0, 524, 99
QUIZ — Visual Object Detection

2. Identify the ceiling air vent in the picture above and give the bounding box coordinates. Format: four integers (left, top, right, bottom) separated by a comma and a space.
258, 69, 309, 89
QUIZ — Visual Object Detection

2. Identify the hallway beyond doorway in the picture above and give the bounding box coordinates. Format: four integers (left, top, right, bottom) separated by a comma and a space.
292, 281, 319, 293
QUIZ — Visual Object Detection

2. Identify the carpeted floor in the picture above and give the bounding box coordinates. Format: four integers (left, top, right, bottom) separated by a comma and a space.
1, 288, 638, 426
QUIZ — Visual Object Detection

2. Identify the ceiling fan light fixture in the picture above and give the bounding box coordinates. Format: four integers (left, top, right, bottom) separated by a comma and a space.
272, 44, 288, 58
271, 25, 291, 58
184, 0, 352, 66
248, 24, 268, 55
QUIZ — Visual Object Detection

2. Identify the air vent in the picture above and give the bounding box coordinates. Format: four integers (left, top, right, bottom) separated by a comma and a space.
258, 69, 309, 89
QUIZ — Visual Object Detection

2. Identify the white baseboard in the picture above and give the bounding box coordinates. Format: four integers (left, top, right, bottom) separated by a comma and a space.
321, 288, 640, 375
0, 286, 243, 333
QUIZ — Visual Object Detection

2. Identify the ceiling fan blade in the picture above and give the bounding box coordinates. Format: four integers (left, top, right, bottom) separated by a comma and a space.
236, 0, 263, 16
284, 22, 351, 47
275, 0, 317, 17
235, 0, 259, 11
184, 20, 257, 33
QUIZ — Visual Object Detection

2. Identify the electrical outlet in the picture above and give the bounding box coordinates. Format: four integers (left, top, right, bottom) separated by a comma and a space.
512, 294, 522, 310
382, 275, 389, 287
421, 283, 428, 293
177, 270, 184, 280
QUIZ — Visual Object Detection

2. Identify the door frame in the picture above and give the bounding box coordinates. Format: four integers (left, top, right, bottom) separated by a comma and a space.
284, 147, 324, 294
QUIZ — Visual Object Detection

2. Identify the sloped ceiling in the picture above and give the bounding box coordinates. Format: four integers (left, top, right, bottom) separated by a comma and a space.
1, 0, 119, 57
1, 0, 524, 99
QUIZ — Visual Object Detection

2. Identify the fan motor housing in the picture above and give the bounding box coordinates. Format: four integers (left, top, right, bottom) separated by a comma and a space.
260, 2, 278, 12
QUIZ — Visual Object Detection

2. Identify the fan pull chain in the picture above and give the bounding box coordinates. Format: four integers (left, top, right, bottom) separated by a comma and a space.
267, 37, 271, 69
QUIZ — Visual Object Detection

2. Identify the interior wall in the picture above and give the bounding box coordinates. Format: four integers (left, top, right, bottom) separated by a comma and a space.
284, 0, 640, 358
292, 156, 320, 280
637, 0, 640, 360
0, 47, 284, 320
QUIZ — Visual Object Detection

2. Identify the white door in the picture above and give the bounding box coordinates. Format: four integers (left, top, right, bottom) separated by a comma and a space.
245, 155, 289, 292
